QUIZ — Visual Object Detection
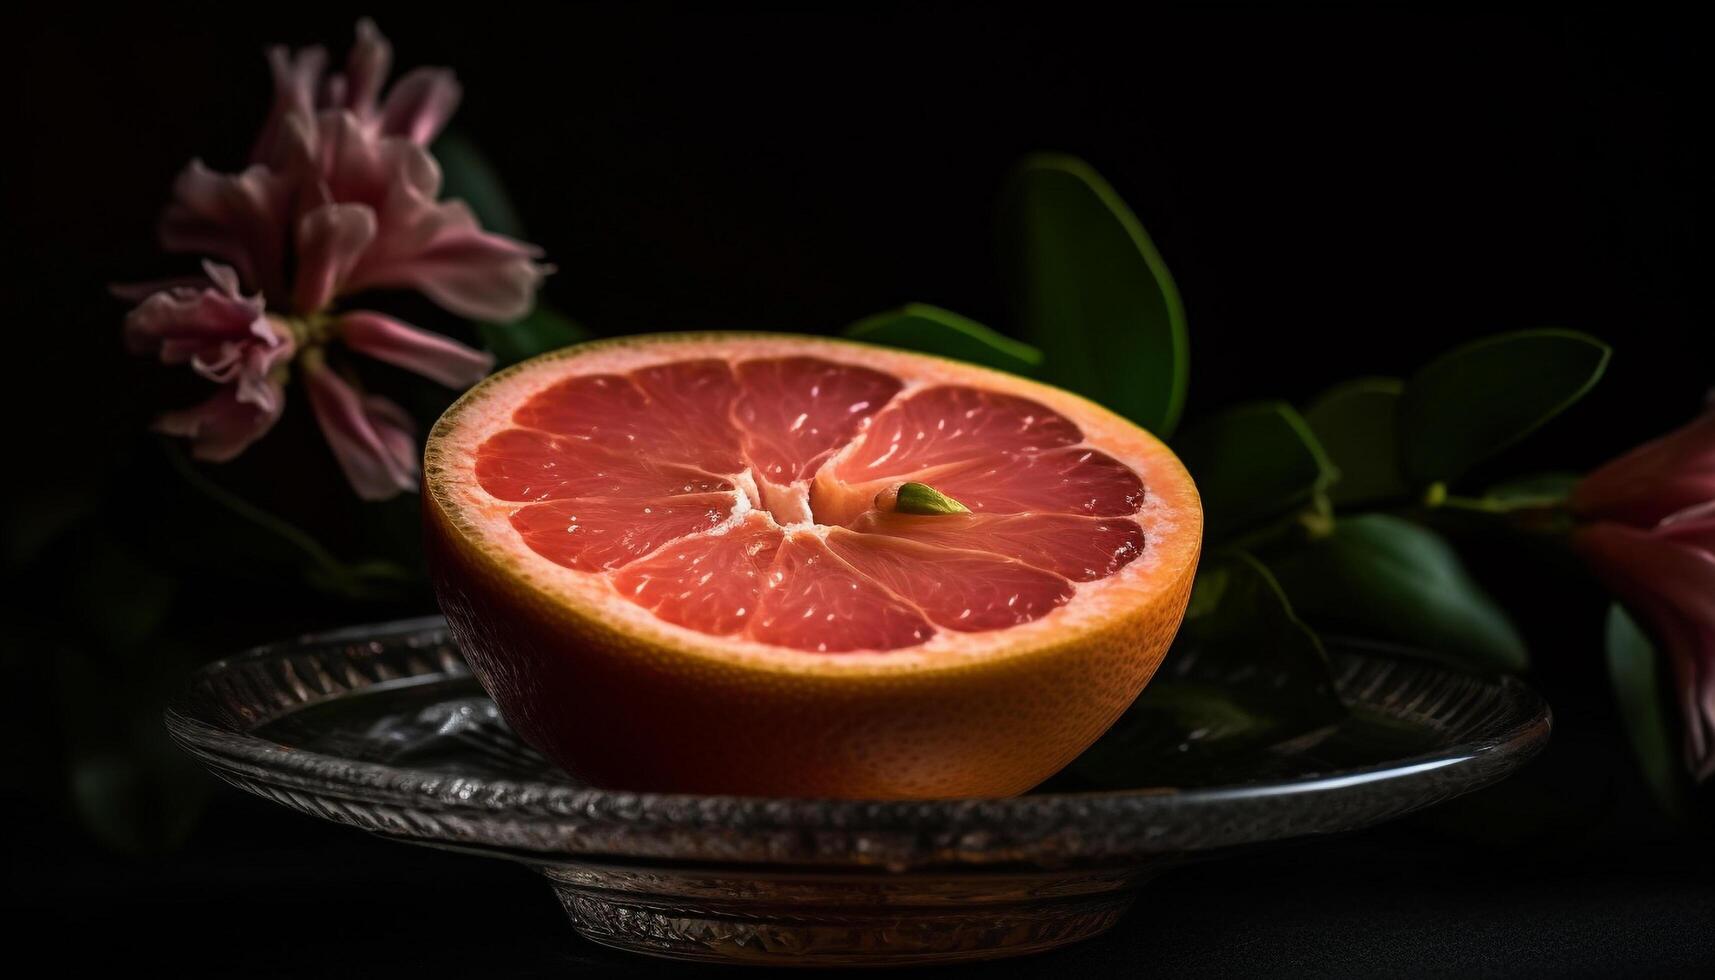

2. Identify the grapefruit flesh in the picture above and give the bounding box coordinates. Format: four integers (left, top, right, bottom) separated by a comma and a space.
426, 334, 1201, 798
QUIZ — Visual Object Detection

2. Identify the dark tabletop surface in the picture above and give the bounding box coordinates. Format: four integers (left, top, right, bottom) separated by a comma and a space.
13, 775, 1713, 979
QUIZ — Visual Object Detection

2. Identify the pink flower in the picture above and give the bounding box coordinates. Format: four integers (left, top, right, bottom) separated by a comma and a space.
163, 19, 545, 324
124, 19, 543, 499
1574, 406, 1715, 783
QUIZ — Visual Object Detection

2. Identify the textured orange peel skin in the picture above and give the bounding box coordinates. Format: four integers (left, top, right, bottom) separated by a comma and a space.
424, 333, 1202, 799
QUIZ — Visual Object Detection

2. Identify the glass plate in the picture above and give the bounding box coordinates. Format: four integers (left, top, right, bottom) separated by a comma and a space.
167, 617, 1549, 967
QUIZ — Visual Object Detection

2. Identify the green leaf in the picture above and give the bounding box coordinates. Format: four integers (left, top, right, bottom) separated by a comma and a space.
1400, 329, 1610, 485
1305, 377, 1407, 506
1269, 514, 1528, 672
844, 303, 1042, 375
1174, 401, 1336, 543
1605, 604, 1685, 818
1071, 554, 1344, 787
478, 305, 590, 367
1000, 153, 1189, 435
1179, 555, 1338, 686
433, 131, 528, 239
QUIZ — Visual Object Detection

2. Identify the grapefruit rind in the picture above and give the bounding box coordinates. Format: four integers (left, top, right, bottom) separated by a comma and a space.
425, 333, 1200, 796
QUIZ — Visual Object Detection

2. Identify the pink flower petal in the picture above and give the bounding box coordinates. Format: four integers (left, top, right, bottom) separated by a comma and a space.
378, 67, 462, 146
1574, 408, 1715, 527
160, 161, 293, 299
340, 18, 393, 116
316, 112, 442, 211
293, 203, 378, 313
1576, 522, 1715, 783
304, 359, 420, 500
347, 197, 548, 322
123, 263, 265, 362
190, 318, 295, 412
337, 311, 494, 388
153, 383, 285, 462
1657, 503, 1715, 556
252, 44, 327, 168
363, 391, 421, 480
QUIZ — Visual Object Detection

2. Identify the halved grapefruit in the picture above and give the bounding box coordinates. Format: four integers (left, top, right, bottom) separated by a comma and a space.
425, 334, 1201, 798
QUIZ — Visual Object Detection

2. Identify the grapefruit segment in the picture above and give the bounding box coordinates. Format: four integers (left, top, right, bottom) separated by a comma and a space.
425, 333, 1202, 798
611, 513, 784, 636
733, 356, 903, 483
824, 528, 1075, 631
923, 447, 1146, 516
845, 511, 1145, 583
834, 385, 1083, 479
508, 493, 734, 572
749, 534, 935, 652
813, 444, 1145, 524
475, 429, 732, 502
514, 370, 746, 472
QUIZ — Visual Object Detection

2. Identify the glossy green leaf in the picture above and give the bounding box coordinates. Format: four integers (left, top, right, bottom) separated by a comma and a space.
433, 131, 528, 239
1000, 153, 1189, 435
1071, 554, 1344, 788
1174, 401, 1335, 543
1605, 604, 1685, 818
1178, 555, 1338, 685
1305, 377, 1407, 506
1400, 329, 1610, 485
478, 305, 590, 367
845, 303, 1042, 375
1269, 514, 1528, 672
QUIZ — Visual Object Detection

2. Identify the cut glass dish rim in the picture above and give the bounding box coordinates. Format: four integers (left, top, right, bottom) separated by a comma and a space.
167, 615, 1551, 869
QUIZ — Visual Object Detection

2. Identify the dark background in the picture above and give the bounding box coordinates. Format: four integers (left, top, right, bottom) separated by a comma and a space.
5, 5, 1712, 976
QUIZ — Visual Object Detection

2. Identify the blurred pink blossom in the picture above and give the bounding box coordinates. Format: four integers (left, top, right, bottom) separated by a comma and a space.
163, 17, 545, 324
123, 19, 544, 499
1574, 406, 1715, 783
